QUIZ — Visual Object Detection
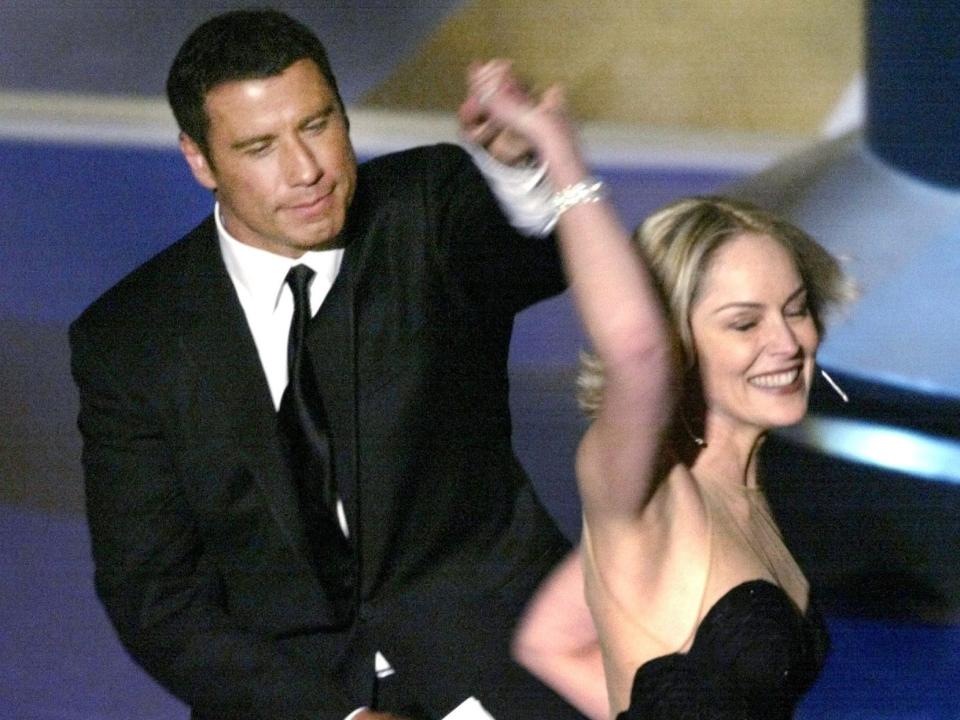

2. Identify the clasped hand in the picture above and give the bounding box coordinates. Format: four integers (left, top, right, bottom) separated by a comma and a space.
457, 59, 574, 167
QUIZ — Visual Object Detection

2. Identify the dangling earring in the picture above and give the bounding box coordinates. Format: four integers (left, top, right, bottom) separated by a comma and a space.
681, 366, 707, 447
820, 368, 849, 403
681, 414, 706, 447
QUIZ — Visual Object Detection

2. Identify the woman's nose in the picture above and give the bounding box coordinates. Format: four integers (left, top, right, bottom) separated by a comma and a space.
767, 317, 801, 355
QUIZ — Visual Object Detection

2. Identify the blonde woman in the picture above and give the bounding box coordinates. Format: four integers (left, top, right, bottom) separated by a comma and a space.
463, 61, 849, 720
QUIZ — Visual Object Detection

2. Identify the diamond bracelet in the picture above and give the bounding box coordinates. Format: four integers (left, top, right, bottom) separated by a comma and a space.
551, 177, 607, 216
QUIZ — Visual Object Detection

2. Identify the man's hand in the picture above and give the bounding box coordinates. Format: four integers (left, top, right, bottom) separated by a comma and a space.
458, 60, 574, 168
353, 710, 413, 720
458, 60, 536, 166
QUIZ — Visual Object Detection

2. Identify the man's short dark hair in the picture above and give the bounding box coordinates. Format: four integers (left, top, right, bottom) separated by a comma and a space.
166, 8, 346, 157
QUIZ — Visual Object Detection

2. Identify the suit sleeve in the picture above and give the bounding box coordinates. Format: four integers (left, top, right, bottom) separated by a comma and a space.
434, 144, 567, 316
70, 318, 356, 720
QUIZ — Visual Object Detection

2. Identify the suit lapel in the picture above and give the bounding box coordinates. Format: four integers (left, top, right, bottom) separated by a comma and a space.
305, 230, 359, 536
173, 222, 309, 556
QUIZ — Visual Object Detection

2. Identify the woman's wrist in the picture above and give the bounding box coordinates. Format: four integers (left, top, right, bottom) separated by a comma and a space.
551, 177, 608, 216
530, 126, 589, 187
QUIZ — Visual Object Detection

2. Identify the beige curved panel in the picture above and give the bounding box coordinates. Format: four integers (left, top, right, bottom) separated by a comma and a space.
363, 0, 862, 135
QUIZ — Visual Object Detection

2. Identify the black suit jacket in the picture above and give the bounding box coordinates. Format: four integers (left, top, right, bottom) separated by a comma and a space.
71, 144, 574, 720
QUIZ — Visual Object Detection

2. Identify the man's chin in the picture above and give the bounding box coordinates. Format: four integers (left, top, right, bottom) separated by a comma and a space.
284, 228, 342, 252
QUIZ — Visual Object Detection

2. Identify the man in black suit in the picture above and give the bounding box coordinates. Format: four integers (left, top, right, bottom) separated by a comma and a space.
70, 9, 580, 720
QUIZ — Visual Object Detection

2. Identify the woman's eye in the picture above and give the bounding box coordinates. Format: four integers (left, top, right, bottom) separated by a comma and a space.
731, 320, 757, 332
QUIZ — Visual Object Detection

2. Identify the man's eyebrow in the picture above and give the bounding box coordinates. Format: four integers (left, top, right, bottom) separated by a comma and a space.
230, 134, 274, 151
299, 104, 335, 128
228, 104, 338, 151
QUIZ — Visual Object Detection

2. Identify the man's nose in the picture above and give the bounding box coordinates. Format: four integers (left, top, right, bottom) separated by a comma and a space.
283, 137, 321, 186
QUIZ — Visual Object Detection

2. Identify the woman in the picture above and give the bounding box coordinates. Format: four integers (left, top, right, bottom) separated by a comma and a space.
463, 61, 852, 719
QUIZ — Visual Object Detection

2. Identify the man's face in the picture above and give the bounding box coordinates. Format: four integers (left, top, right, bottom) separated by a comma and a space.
181, 58, 357, 257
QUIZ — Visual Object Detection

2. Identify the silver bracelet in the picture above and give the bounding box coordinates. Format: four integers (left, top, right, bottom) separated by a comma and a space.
551, 177, 607, 215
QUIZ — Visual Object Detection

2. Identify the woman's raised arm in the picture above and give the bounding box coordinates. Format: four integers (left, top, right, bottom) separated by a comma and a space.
465, 61, 676, 522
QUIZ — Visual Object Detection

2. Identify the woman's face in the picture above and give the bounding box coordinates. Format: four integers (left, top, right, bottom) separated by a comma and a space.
689, 232, 819, 441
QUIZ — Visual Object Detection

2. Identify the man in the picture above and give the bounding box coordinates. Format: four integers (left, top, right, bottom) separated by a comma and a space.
70, 9, 580, 720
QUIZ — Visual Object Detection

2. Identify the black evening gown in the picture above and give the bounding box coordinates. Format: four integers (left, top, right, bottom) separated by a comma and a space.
617, 579, 830, 720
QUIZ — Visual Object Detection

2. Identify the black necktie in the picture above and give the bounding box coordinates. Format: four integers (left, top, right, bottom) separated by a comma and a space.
278, 265, 353, 619
281, 265, 336, 510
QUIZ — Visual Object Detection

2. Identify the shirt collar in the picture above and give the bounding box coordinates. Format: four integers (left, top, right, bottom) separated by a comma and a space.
215, 201, 344, 313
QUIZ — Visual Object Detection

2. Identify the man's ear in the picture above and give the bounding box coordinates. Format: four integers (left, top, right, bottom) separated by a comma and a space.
179, 132, 217, 191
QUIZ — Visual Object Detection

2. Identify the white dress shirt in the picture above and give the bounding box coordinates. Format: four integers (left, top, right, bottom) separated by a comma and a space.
217, 208, 344, 411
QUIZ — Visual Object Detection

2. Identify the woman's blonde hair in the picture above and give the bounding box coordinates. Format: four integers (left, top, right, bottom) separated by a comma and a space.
577, 196, 855, 417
